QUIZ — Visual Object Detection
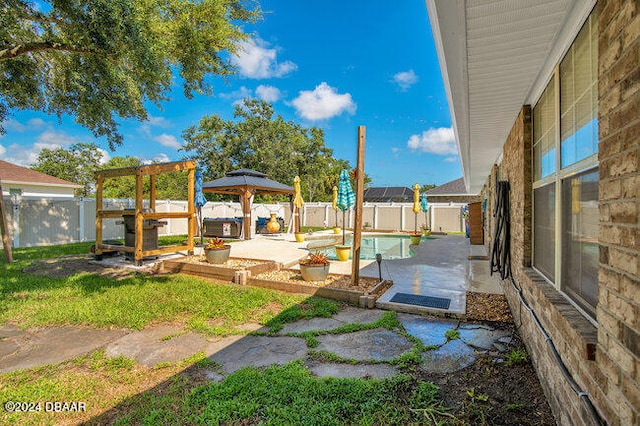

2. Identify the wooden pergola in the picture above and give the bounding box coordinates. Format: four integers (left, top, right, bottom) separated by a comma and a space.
94, 160, 196, 265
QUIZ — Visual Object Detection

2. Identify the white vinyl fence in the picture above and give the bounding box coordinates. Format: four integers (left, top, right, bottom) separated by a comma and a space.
2, 196, 467, 248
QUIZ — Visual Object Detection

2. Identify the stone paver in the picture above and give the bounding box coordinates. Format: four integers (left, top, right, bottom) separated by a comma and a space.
421, 338, 477, 373
104, 326, 209, 367
279, 307, 386, 335
306, 361, 399, 379
209, 335, 307, 374
398, 313, 459, 347
279, 317, 343, 334
0, 327, 127, 374
315, 329, 413, 362
458, 326, 511, 350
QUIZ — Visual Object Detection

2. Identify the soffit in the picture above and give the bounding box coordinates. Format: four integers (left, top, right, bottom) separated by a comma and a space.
426, 0, 592, 193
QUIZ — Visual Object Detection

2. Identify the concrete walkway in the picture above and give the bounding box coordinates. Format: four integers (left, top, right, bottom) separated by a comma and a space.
1, 307, 515, 379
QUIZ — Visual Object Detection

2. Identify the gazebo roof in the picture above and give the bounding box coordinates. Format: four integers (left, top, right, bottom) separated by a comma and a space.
202, 168, 294, 195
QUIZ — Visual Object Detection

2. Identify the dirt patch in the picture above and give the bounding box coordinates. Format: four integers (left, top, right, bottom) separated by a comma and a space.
181, 256, 266, 268
421, 327, 555, 425
465, 292, 512, 322
22, 255, 141, 280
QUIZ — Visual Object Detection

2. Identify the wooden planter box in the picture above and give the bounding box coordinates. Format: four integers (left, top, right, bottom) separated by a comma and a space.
246, 272, 393, 305
161, 257, 279, 282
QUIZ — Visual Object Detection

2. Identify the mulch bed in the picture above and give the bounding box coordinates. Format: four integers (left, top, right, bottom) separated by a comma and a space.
254, 269, 380, 293
465, 291, 512, 322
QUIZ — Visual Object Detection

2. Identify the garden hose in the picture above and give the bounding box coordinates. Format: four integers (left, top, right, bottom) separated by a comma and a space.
489, 179, 604, 425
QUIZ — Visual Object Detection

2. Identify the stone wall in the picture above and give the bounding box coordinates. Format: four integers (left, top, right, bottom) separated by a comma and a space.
596, 0, 640, 423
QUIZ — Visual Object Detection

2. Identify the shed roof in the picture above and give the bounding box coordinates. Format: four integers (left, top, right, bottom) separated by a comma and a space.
0, 159, 81, 188
425, 178, 471, 196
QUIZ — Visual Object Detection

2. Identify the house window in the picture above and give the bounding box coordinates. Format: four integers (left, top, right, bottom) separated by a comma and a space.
532, 9, 598, 319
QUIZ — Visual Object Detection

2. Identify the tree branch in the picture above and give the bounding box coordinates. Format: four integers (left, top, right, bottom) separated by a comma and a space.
0, 41, 98, 61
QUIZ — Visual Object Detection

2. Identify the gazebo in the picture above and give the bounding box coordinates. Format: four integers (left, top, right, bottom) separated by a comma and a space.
202, 168, 295, 239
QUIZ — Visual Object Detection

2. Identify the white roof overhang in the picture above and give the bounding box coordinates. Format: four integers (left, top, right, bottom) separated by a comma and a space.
425, 0, 596, 193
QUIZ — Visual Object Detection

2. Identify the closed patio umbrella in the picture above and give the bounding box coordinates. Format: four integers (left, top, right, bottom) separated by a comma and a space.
337, 170, 355, 243
332, 185, 339, 228
420, 192, 429, 229
412, 183, 421, 233
194, 170, 208, 244
293, 176, 304, 233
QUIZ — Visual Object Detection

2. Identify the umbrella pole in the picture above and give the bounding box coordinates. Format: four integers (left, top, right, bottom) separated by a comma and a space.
198, 207, 203, 244
342, 210, 346, 244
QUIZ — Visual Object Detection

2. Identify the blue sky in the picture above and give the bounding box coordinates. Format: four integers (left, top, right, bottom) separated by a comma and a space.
0, 0, 461, 188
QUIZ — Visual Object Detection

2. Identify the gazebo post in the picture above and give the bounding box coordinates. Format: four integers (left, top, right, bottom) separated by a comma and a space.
242, 190, 252, 240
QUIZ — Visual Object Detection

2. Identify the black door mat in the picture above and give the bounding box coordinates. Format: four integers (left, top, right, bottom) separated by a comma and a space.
389, 293, 451, 310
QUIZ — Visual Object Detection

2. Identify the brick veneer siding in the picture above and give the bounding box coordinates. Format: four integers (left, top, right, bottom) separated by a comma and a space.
480, 2, 640, 424
597, 0, 640, 424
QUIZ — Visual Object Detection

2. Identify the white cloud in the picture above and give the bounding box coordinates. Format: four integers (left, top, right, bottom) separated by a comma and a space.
35, 129, 78, 147
153, 153, 170, 163
232, 38, 297, 79
407, 127, 458, 155
139, 115, 171, 137
444, 156, 458, 163
153, 133, 182, 149
291, 82, 356, 121
220, 86, 253, 103
27, 118, 46, 129
255, 85, 281, 103
3, 119, 27, 132
0, 144, 6, 157
97, 148, 111, 165
393, 70, 418, 91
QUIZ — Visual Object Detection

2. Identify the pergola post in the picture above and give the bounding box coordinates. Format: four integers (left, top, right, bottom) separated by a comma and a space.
352, 126, 366, 286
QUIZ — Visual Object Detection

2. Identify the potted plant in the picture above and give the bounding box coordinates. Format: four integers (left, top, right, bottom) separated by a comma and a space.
409, 232, 422, 245
294, 231, 306, 242
299, 251, 330, 281
421, 224, 431, 237
204, 237, 231, 264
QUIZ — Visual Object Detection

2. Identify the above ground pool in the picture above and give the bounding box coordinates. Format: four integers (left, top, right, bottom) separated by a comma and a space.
316, 234, 422, 260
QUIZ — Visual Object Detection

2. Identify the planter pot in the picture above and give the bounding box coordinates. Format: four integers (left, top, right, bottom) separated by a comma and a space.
335, 245, 351, 261
267, 213, 281, 233
299, 263, 330, 281
423, 229, 431, 237
204, 246, 231, 264
294, 232, 306, 242
409, 234, 422, 245
333, 227, 341, 234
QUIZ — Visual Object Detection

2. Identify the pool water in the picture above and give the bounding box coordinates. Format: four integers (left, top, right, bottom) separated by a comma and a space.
318, 235, 421, 260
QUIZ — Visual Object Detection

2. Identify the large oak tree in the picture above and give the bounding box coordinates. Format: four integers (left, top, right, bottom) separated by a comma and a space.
182, 99, 356, 202
1, 0, 259, 149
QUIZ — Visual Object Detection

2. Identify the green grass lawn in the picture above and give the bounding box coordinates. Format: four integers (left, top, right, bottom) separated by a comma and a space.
0, 239, 454, 425
0, 237, 332, 333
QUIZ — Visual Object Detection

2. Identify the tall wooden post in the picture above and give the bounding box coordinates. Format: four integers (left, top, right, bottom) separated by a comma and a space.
149, 174, 156, 211
95, 177, 104, 258
0, 181, 13, 263
187, 168, 195, 254
135, 171, 144, 265
352, 126, 366, 285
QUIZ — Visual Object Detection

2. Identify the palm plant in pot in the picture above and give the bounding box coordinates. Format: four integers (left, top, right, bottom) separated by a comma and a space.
204, 237, 231, 264
299, 251, 330, 282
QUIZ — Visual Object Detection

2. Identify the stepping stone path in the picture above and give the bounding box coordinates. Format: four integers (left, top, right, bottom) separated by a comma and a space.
0, 306, 515, 380
209, 336, 308, 374
0, 325, 127, 374
315, 329, 413, 362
